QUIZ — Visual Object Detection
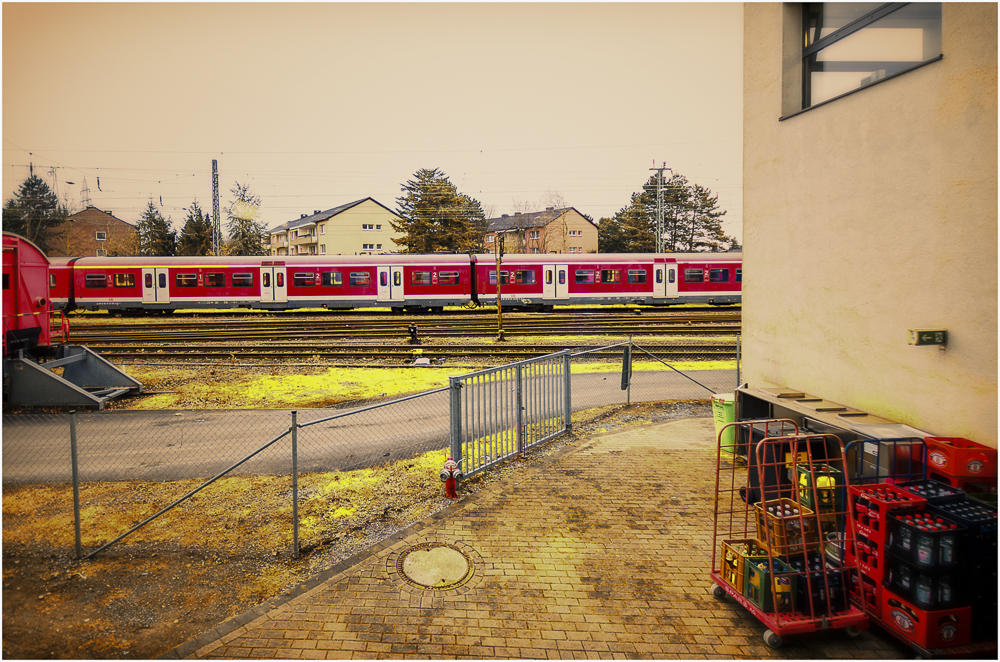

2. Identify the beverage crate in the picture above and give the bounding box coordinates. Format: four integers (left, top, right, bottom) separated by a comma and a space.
797, 463, 844, 512
786, 552, 851, 615
895, 479, 965, 504
849, 571, 883, 619
719, 538, 769, 594
743, 556, 796, 613
883, 555, 964, 610
754, 497, 819, 555
881, 590, 972, 649
924, 437, 996, 479
848, 530, 885, 582
850, 483, 927, 546
926, 498, 998, 565
886, 510, 964, 569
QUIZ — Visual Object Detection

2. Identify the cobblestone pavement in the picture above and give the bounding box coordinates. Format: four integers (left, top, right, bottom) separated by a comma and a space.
166, 418, 912, 660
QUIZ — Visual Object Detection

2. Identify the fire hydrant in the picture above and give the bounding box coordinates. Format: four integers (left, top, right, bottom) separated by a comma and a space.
440, 457, 463, 499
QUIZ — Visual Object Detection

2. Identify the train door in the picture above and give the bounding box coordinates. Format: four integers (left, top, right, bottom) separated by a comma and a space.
656, 260, 679, 299
261, 266, 288, 304
141, 268, 170, 304
543, 263, 569, 300
376, 266, 404, 303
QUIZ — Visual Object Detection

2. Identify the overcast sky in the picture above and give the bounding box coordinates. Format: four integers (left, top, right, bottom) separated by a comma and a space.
3, 2, 744, 240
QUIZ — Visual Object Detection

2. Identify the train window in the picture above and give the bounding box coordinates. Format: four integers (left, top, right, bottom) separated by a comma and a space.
176, 274, 198, 288
514, 270, 535, 285
380, 272, 388, 286
233, 273, 253, 287
113, 273, 135, 288
709, 269, 729, 283
85, 274, 108, 289
575, 270, 595, 285
736, 269, 743, 283
293, 272, 315, 287
349, 272, 371, 286
601, 270, 621, 284
559, 270, 566, 285
656, 269, 663, 284
3, 274, 10, 289
669, 269, 675, 284
276, 273, 284, 287
158, 273, 167, 288
394, 272, 401, 287
411, 271, 432, 286
321, 272, 342, 286
205, 273, 225, 287
684, 269, 703, 283
49, 275, 56, 289
627, 269, 647, 284
262, 272, 271, 288
488, 271, 510, 285
439, 271, 460, 285
144, 274, 153, 288
545, 270, 553, 285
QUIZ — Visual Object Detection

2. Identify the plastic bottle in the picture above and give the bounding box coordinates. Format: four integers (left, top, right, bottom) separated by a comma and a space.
915, 574, 933, 606
939, 535, 954, 563
899, 525, 912, 551
938, 576, 953, 604
916, 534, 933, 565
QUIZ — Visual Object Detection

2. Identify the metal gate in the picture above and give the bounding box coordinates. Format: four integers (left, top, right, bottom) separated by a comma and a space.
449, 349, 572, 479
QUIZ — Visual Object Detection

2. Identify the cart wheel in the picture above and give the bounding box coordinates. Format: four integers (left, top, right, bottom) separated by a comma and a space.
711, 583, 727, 599
845, 626, 862, 638
763, 630, 783, 649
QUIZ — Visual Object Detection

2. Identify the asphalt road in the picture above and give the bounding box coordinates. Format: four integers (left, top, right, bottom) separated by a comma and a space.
2, 369, 737, 485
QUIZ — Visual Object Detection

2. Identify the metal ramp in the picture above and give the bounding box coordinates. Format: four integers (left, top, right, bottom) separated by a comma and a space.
4, 345, 143, 410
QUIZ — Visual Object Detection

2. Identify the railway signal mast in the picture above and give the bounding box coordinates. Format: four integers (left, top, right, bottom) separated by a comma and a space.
650, 163, 672, 254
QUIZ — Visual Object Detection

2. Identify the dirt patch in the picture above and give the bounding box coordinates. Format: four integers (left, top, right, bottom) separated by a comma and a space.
3, 387, 711, 659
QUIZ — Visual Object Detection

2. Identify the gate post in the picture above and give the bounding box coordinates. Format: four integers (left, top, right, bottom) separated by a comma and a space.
448, 376, 463, 474
515, 364, 524, 455
71, 411, 83, 560
291, 410, 299, 558
563, 350, 572, 430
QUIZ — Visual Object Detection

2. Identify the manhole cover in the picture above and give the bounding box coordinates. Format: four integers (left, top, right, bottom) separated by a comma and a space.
396, 542, 474, 590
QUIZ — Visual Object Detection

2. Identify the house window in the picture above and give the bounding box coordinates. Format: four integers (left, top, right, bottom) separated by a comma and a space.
486, 235, 495, 244
320, 226, 325, 234
800, 3, 942, 110
95, 249, 107, 257
376, 224, 382, 230
363, 224, 375, 230
568, 246, 582, 254
568, 230, 582, 237
95, 231, 107, 241
528, 230, 540, 240
376, 244, 382, 250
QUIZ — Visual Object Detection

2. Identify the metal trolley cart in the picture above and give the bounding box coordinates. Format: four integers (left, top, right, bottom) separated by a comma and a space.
710, 419, 869, 649
843, 438, 998, 659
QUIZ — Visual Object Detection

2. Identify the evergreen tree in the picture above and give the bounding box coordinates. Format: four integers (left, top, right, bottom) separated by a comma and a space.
225, 183, 267, 255
392, 168, 486, 253
599, 172, 735, 253
135, 200, 177, 256
2, 175, 69, 253
177, 201, 215, 256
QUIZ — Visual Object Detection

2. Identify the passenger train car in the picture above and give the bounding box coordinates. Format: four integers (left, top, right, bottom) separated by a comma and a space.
47, 252, 742, 314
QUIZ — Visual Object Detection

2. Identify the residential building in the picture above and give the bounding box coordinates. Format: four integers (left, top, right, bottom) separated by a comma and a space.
268, 198, 404, 256
47, 206, 137, 257
742, 4, 997, 444
484, 207, 598, 254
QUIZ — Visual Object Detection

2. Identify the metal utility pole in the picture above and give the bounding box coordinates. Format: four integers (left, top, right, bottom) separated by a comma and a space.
496, 233, 506, 342
649, 163, 672, 253
212, 159, 221, 255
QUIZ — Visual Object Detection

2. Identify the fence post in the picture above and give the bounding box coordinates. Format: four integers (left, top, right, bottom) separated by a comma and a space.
449, 376, 463, 474
736, 334, 742, 388
563, 350, 572, 430
515, 364, 524, 455
70, 410, 82, 560
291, 410, 299, 558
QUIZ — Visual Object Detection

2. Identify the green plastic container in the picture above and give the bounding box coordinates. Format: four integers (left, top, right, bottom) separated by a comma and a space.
712, 393, 736, 452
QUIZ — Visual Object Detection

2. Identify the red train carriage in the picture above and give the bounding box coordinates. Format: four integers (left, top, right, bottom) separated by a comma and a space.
673, 253, 742, 305
3, 232, 66, 354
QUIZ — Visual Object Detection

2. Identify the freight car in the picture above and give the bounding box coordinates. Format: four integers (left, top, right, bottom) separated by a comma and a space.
47, 252, 742, 315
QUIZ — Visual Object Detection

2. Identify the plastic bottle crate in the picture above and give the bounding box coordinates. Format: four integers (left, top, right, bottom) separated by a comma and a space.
850, 482, 927, 546
883, 555, 965, 610
743, 556, 796, 613
895, 479, 965, 504
881, 591, 972, 650
924, 437, 997, 479
886, 509, 964, 569
848, 529, 885, 583
719, 538, 769, 594
926, 498, 998, 564
786, 551, 851, 615
797, 463, 844, 512
754, 498, 819, 555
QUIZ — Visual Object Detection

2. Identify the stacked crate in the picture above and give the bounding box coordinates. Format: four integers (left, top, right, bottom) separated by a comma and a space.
846, 477, 997, 650
923, 437, 997, 495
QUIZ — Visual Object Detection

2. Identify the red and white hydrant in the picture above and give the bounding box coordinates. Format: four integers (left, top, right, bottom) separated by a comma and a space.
440, 457, 463, 499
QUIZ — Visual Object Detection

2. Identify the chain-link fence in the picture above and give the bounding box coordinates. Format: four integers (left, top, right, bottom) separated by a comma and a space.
2, 337, 740, 560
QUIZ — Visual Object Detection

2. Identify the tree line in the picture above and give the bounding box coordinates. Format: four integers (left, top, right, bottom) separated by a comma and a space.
3, 167, 738, 257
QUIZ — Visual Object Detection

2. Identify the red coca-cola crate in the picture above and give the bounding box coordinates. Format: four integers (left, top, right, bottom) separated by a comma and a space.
845, 532, 885, 583
925, 437, 996, 479
880, 590, 972, 649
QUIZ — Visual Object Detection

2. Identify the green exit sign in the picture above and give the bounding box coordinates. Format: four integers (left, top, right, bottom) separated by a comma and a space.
909, 329, 948, 346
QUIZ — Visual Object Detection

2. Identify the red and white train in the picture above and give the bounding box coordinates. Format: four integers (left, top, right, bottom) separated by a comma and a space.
48, 251, 742, 314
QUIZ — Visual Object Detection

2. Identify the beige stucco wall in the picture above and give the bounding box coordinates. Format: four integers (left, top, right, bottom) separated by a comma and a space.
539, 210, 599, 254
317, 199, 404, 255
742, 3, 998, 445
